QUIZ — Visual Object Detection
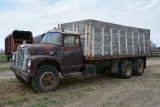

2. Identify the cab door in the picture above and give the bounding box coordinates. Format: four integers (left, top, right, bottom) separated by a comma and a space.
58, 34, 82, 72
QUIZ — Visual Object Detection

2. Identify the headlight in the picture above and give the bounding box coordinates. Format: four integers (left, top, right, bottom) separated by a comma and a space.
27, 59, 31, 68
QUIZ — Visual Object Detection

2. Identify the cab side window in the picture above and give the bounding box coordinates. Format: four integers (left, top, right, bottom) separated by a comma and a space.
64, 35, 79, 47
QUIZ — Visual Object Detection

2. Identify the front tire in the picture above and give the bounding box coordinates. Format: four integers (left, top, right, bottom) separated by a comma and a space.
119, 61, 133, 79
32, 65, 59, 93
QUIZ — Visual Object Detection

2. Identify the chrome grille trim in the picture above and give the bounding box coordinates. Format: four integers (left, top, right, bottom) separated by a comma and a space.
15, 48, 30, 71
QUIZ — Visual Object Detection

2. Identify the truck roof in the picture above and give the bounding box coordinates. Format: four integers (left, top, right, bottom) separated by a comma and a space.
46, 28, 79, 35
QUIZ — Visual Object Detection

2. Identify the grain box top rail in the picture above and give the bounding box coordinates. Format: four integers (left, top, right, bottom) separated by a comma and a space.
61, 19, 150, 31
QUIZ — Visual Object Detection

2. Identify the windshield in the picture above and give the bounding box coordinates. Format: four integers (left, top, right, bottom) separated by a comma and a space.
41, 32, 62, 45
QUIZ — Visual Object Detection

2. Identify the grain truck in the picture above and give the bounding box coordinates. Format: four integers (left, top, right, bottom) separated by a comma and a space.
5, 30, 34, 61
10, 19, 150, 92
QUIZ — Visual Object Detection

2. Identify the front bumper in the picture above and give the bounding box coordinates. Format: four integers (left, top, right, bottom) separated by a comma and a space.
10, 65, 29, 82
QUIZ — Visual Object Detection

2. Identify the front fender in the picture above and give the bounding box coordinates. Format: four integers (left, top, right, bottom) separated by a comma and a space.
28, 55, 62, 77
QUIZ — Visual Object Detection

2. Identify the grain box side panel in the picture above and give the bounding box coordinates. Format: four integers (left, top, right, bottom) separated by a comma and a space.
90, 19, 150, 57
89, 20, 100, 56
120, 30, 126, 54
104, 28, 111, 55
145, 30, 150, 53
61, 19, 150, 58
91, 20, 131, 56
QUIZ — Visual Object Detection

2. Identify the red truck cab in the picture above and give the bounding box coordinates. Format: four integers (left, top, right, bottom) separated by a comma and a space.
10, 28, 83, 92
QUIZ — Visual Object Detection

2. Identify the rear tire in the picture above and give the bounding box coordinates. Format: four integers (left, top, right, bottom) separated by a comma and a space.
119, 61, 133, 79
32, 65, 59, 93
133, 59, 144, 76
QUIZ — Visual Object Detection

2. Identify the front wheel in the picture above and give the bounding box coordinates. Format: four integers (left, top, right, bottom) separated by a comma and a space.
32, 65, 59, 93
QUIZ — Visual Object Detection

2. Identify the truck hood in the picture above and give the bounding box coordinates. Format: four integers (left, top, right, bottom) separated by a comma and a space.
19, 44, 60, 56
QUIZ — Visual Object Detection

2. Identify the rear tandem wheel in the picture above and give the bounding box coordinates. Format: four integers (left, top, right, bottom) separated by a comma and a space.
119, 60, 133, 79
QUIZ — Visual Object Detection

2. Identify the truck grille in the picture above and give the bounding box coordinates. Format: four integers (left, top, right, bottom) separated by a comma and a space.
16, 48, 30, 71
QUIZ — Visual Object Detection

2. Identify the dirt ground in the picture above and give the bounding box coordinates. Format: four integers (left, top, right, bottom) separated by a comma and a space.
0, 58, 160, 107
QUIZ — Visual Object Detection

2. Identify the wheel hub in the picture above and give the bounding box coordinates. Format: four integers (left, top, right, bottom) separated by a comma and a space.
138, 63, 143, 73
125, 64, 132, 76
40, 72, 55, 88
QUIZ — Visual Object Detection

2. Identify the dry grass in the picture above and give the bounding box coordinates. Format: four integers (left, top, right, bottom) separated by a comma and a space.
0, 54, 6, 62
0, 77, 99, 107
0, 61, 10, 72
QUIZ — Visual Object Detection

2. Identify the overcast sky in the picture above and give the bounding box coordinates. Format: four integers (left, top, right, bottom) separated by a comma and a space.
0, 0, 160, 50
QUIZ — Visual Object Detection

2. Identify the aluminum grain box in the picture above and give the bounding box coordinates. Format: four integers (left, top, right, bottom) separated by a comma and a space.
61, 19, 150, 59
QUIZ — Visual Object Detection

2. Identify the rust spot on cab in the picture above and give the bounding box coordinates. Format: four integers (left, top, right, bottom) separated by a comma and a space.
40, 44, 53, 51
